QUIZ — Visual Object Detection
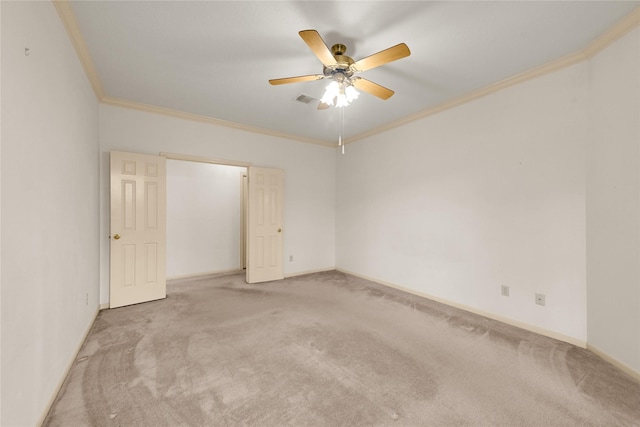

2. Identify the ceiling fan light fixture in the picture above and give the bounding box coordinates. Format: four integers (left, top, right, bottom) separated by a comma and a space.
345, 85, 359, 102
335, 93, 350, 108
320, 80, 340, 105
321, 78, 359, 108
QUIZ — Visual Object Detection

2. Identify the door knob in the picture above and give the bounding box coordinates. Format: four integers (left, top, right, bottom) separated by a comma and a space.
277, 228, 282, 233
113, 234, 121, 240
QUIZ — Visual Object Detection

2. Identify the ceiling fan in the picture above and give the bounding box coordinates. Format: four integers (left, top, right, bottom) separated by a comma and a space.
269, 30, 410, 109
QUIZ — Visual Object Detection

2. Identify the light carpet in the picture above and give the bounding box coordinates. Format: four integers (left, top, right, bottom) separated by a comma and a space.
44, 270, 640, 426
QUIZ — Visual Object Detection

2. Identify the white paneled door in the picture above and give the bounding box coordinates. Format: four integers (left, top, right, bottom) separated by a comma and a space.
110, 151, 167, 308
247, 167, 284, 283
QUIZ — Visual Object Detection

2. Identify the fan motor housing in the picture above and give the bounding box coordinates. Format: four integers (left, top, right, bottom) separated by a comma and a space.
323, 65, 354, 79
334, 55, 354, 67
325, 44, 355, 78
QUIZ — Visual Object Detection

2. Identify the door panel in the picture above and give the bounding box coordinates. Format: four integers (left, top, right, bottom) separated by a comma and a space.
247, 167, 284, 283
110, 151, 166, 308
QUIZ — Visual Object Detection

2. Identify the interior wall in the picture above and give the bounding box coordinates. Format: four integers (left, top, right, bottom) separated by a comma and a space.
99, 104, 336, 305
0, 2, 4, 421
336, 62, 589, 343
586, 27, 640, 373
166, 160, 245, 278
0, 2, 100, 425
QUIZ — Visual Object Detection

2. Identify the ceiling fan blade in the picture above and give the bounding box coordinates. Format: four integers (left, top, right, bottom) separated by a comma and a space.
352, 78, 395, 100
299, 30, 337, 66
317, 102, 331, 110
269, 74, 324, 85
352, 43, 410, 72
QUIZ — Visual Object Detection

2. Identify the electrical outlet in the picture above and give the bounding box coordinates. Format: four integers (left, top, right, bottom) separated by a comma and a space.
501, 285, 509, 297
85, 293, 89, 306
289, 255, 293, 262
535, 293, 545, 306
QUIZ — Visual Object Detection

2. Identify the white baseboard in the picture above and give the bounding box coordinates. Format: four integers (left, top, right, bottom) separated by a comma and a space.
587, 343, 640, 382
37, 307, 100, 426
336, 268, 587, 348
167, 268, 243, 284
284, 267, 335, 278
99, 303, 109, 310
167, 267, 335, 284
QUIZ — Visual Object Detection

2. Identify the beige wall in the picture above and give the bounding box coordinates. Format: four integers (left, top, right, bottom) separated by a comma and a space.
336, 62, 589, 344
98, 104, 337, 305
166, 160, 246, 278
0, 2, 100, 425
336, 24, 640, 374
586, 27, 640, 373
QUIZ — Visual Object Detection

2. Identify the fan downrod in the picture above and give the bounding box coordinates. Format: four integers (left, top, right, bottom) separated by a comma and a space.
329, 43, 354, 69
331, 44, 347, 56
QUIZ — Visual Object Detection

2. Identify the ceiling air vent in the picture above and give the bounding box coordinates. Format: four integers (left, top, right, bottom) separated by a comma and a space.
294, 93, 317, 105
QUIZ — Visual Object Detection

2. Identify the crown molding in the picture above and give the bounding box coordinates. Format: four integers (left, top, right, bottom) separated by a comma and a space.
346, 6, 640, 145
101, 97, 335, 147
52, 0, 104, 100
53, 0, 332, 147
346, 50, 588, 144
583, 6, 640, 58
54, 1, 638, 148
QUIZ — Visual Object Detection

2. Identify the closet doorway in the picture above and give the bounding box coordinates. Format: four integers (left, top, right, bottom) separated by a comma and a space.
166, 158, 247, 280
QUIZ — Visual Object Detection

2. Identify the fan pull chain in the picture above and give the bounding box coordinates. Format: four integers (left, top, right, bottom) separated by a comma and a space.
338, 107, 346, 154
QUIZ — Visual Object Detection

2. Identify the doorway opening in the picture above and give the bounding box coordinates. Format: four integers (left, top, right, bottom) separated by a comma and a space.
165, 158, 248, 280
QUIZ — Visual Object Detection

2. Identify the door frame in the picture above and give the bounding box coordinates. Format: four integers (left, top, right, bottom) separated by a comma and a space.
160, 152, 252, 274
241, 173, 248, 269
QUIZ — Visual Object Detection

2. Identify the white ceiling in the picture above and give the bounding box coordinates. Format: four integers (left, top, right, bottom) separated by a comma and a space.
69, 1, 639, 144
